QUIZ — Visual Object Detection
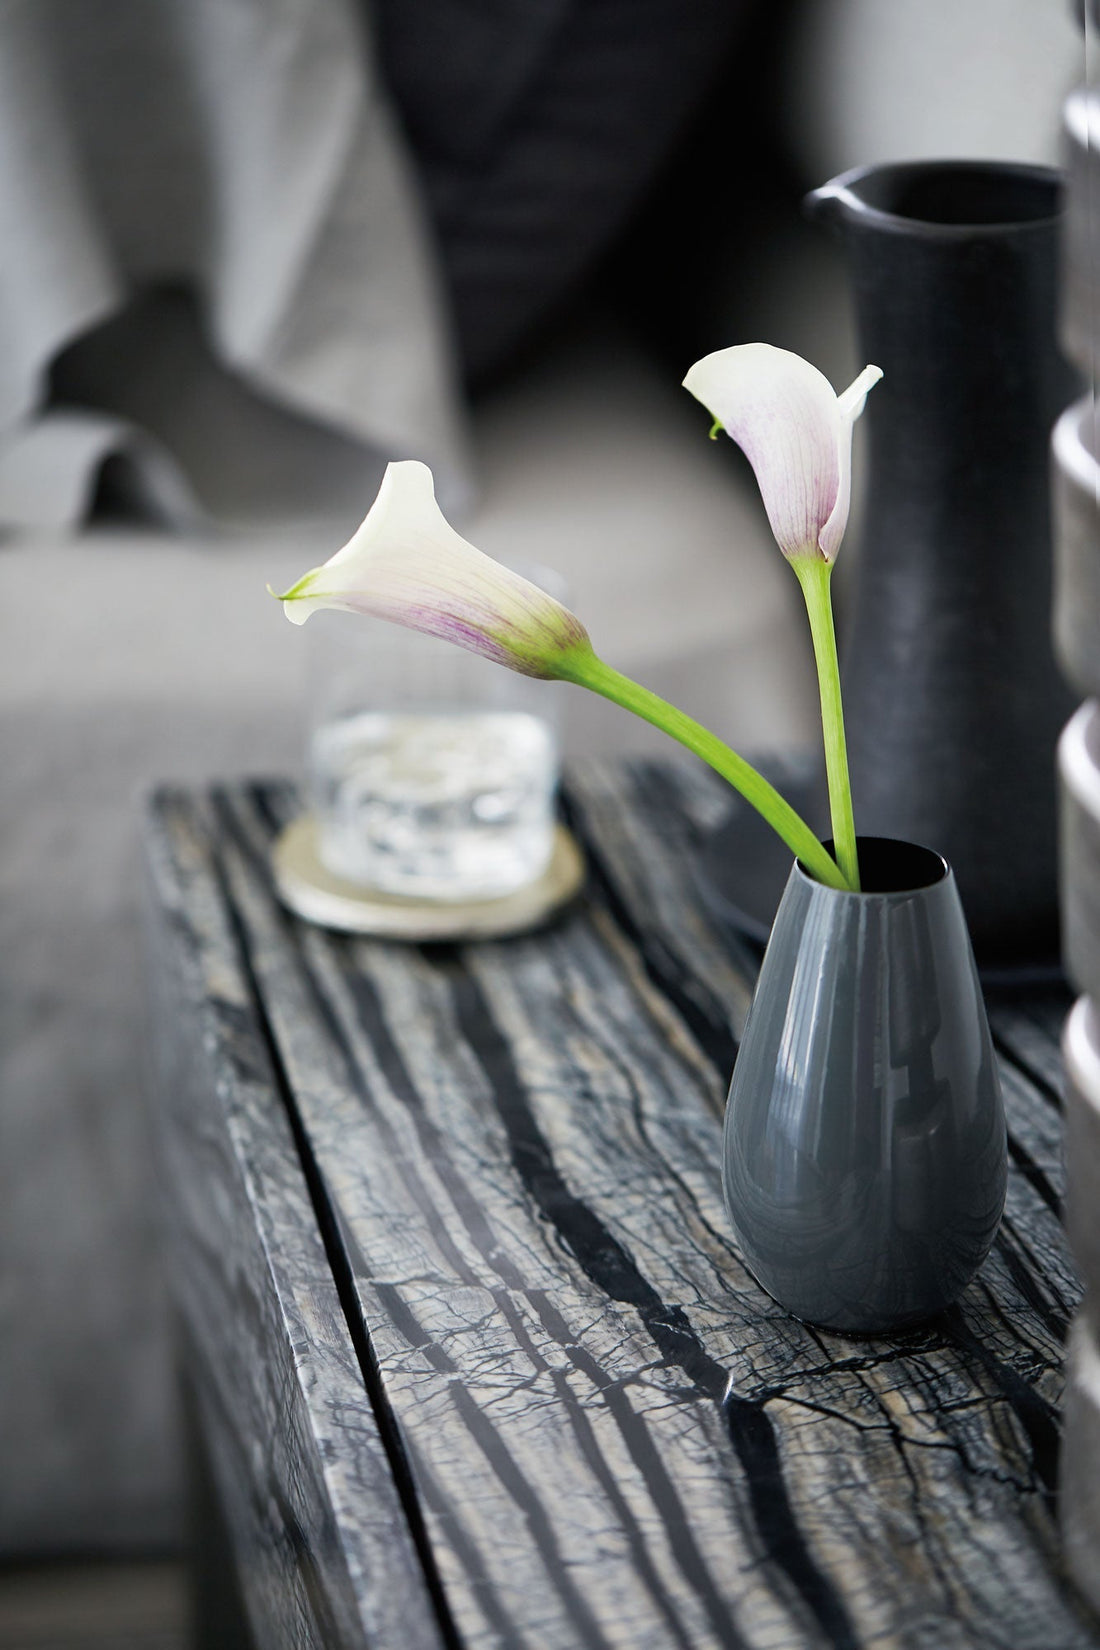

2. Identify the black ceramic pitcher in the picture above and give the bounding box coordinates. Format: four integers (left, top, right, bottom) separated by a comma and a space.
805, 161, 1076, 969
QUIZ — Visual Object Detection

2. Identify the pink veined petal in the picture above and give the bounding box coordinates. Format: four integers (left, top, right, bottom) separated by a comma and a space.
277, 461, 589, 676
683, 344, 842, 560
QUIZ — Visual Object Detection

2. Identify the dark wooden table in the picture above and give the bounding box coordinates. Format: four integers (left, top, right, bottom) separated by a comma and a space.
144, 762, 1100, 1650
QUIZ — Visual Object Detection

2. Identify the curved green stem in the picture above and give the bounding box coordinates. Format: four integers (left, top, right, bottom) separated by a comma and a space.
792, 557, 860, 891
554, 648, 851, 891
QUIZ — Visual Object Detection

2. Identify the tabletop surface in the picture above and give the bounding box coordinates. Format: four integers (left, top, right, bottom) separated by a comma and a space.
144, 762, 1098, 1650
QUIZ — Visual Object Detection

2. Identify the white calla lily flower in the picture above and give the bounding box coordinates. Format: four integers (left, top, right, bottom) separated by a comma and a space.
273, 446, 856, 891
683, 343, 882, 563
274, 459, 590, 678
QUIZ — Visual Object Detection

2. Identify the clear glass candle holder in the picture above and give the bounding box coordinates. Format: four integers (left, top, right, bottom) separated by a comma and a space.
306, 573, 565, 903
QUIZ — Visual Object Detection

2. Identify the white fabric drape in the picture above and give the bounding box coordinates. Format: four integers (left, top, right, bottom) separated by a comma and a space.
0, 0, 470, 530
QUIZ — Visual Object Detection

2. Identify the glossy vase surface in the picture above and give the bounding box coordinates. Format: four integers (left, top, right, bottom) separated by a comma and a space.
806, 161, 1077, 969
723, 838, 1006, 1334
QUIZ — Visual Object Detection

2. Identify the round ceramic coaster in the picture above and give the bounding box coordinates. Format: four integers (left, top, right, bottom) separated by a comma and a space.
271, 814, 585, 940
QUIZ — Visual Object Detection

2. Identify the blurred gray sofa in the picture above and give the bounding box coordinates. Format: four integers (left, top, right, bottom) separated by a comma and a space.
0, 0, 1078, 1555
0, 0, 811, 1554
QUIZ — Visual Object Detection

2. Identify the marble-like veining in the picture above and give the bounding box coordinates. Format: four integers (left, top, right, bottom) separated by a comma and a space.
145, 764, 1096, 1649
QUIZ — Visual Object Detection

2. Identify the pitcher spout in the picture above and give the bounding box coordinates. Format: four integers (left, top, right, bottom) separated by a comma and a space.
802, 173, 863, 234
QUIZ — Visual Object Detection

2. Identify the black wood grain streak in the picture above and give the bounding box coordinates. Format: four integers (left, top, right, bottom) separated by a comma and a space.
1006, 1133, 1064, 1219
208, 789, 466, 1650
223, 787, 736, 1645
524, 1290, 705, 1650
441, 955, 859, 1650
988, 1001, 1071, 1115
357, 1280, 529, 1646
232, 792, 805, 1649
995, 1220, 1073, 1345
941, 1308, 1062, 1511
264, 895, 728, 1645
147, 789, 449, 1650
370, 1279, 618, 1650
627, 764, 710, 846
349, 1020, 735, 1646
559, 787, 740, 1082
997, 1040, 1065, 1113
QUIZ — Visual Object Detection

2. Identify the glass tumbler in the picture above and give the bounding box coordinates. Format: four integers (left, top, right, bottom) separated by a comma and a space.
306, 579, 565, 902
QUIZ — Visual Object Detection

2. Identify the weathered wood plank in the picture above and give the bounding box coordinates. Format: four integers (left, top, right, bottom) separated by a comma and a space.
144, 792, 448, 1650
988, 991, 1074, 1101
179, 764, 1100, 1650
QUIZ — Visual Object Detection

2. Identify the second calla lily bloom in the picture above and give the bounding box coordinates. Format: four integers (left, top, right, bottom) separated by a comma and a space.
683, 343, 882, 563
276, 459, 591, 677
683, 341, 881, 891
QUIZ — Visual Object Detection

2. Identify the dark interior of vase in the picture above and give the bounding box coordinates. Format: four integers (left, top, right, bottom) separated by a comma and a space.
858, 165, 1056, 227
818, 837, 949, 893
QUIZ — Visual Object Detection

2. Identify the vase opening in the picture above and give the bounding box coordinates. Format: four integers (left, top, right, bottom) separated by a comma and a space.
799, 836, 948, 895
848, 162, 1058, 229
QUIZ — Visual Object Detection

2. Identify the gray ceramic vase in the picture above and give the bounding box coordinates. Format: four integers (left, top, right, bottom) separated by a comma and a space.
723, 838, 1006, 1334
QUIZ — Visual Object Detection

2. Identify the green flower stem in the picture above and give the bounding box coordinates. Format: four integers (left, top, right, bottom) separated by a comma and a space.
792, 557, 860, 891
554, 647, 851, 891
